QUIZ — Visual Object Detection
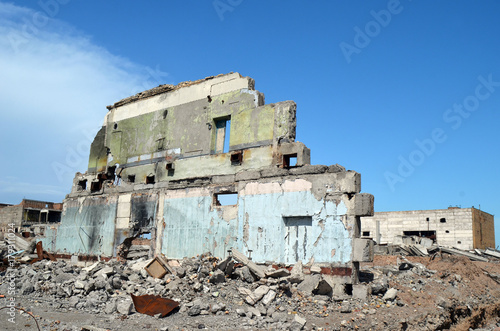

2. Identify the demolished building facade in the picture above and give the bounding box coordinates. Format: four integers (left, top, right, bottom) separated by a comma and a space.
0, 199, 62, 235
361, 207, 495, 250
40, 72, 374, 285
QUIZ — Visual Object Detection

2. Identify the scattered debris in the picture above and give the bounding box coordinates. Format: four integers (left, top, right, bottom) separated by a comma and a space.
1, 248, 499, 330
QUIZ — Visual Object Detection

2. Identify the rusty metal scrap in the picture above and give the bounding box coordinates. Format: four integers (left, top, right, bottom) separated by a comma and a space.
130, 294, 179, 317
30, 241, 56, 263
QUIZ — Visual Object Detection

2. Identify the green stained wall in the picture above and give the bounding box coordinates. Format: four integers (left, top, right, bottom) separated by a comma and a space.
98, 89, 295, 170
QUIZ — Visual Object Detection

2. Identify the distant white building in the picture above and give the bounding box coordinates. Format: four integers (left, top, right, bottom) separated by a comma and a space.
361, 207, 495, 251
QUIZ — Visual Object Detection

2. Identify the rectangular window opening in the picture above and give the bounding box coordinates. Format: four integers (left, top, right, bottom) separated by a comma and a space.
139, 232, 152, 239
403, 230, 436, 242
106, 166, 116, 182
440, 218, 446, 223
283, 216, 313, 227
214, 192, 238, 206
362, 231, 370, 237
90, 181, 102, 193
146, 175, 155, 184
77, 180, 87, 191
283, 154, 298, 168
214, 116, 231, 154
157, 138, 165, 151
230, 151, 242, 165
128, 175, 136, 183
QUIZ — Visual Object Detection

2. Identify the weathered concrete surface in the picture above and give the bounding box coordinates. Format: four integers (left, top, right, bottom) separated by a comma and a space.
352, 238, 374, 262
54, 196, 118, 256
361, 207, 495, 250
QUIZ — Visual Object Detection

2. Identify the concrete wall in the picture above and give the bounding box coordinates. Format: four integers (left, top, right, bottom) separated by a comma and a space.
361, 207, 494, 250
0, 205, 23, 228
51, 166, 372, 267
160, 177, 353, 265
88, 73, 295, 175
472, 208, 495, 249
52, 196, 118, 256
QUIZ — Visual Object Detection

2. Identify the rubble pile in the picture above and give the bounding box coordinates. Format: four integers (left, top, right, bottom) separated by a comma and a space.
1, 252, 500, 330
375, 235, 500, 263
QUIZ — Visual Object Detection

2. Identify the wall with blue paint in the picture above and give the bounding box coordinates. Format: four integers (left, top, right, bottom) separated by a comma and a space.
160, 179, 352, 265
53, 196, 117, 256
238, 180, 351, 265
161, 188, 239, 259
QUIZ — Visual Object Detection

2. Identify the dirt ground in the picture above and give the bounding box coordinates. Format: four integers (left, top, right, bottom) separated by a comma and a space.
1, 254, 499, 331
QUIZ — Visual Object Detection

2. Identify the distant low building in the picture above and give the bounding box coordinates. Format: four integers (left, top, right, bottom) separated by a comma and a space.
0, 199, 62, 233
361, 207, 495, 250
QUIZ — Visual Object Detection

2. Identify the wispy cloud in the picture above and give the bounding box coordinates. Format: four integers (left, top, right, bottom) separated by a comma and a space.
0, 2, 170, 203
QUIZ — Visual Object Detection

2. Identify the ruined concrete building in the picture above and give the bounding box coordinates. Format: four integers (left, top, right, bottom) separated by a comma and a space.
0, 199, 62, 234
40, 72, 374, 284
361, 207, 495, 250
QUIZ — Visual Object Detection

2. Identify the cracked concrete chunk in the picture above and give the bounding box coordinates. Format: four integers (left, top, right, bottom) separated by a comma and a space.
382, 288, 398, 301
297, 274, 321, 294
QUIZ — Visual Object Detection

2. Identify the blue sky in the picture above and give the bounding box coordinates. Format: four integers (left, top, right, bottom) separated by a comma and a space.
0, 1, 499, 246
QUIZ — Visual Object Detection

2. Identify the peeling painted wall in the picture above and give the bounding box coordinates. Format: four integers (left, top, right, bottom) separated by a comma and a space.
237, 180, 351, 264
53, 196, 117, 256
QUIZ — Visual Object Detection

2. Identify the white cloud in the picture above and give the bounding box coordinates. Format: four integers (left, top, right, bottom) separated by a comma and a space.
0, 1, 170, 203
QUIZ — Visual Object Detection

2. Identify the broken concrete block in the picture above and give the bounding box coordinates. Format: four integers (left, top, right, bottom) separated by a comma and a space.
216, 256, 231, 271
265, 268, 290, 278
95, 266, 114, 278
224, 260, 234, 276
327, 164, 346, 173
74, 279, 85, 289
310, 265, 321, 274
104, 300, 117, 314
231, 248, 266, 278
297, 274, 320, 294
129, 258, 152, 272
246, 285, 270, 305
352, 284, 372, 301
209, 269, 225, 284
288, 260, 304, 283
291, 314, 307, 331
370, 278, 388, 295
335, 171, 361, 193
117, 298, 134, 315
235, 170, 260, 182
353, 238, 374, 262
238, 287, 252, 297
347, 193, 374, 216
382, 288, 398, 301
82, 262, 100, 273
289, 164, 328, 175
261, 289, 277, 305
234, 266, 255, 283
